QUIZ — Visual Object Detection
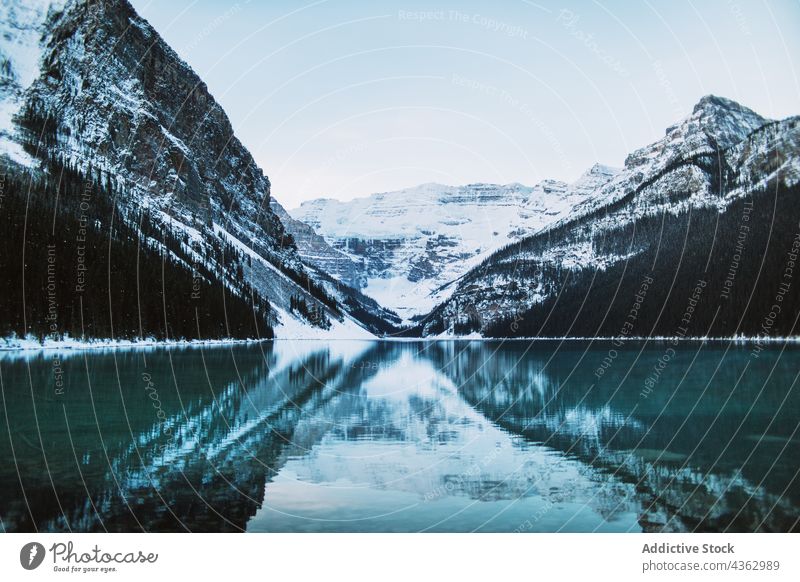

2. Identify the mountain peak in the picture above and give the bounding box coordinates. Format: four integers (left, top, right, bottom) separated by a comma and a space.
670, 94, 769, 148
568, 163, 620, 196
0, 0, 376, 337
691, 94, 766, 123
693, 94, 739, 113
585, 163, 620, 177
631, 94, 771, 169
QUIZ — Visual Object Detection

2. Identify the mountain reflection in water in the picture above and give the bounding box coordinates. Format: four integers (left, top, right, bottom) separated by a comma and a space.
0, 340, 797, 532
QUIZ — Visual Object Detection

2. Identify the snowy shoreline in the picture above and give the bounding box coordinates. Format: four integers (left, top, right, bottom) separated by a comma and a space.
2, 334, 798, 353
0, 335, 271, 353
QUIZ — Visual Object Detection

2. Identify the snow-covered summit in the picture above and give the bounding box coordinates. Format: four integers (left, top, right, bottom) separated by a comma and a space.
685, 94, 768, 144
625, 94, 769, 172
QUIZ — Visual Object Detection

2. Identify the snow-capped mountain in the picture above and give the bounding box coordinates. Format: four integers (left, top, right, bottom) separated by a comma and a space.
290, 166, 619, 321
414, 95, 800, 337
3, 1, 795, 342
0, 0, 377, 340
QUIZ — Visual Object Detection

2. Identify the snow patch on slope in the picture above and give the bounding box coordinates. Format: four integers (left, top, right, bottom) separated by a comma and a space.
271, 306, 375, 340
0, 0, 67, 166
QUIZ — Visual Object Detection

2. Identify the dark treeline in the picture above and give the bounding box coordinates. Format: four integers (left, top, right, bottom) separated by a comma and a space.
342, 295, 403, 336
484, 182, 800, 338
289, 294, 330, 329
278, 260, 341, 317
0, 158, 273, 341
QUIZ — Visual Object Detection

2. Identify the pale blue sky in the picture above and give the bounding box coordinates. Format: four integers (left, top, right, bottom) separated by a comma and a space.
129, 0, 800, 208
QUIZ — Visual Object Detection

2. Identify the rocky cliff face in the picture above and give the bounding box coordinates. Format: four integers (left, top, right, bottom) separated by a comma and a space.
0, 0, 374, 338
290, 168, 619, 321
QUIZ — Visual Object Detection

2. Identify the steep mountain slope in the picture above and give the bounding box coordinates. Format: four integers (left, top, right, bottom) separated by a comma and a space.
413, 96, 800, 338
0, 0, 374, 340
290, 166, 618, 321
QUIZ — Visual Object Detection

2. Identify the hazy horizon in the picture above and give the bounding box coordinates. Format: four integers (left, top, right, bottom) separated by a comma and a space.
129, 0, 800, 208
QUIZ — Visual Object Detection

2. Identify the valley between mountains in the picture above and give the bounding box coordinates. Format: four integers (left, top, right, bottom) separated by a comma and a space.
1, 0, 799, 344
278, 95, 800, 340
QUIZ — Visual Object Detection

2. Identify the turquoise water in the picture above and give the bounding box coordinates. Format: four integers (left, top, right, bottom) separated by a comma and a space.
0, 340, 797, 532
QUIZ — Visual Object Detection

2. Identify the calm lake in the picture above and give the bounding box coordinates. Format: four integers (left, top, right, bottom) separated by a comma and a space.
0, 340, 797, 532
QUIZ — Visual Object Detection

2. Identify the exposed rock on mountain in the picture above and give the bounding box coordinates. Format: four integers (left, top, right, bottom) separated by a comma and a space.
270, 198, 365, 289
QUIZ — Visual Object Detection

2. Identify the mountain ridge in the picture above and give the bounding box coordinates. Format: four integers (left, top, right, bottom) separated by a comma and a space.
0, 0, 378, 340
289, 165, 621, 320
410, 96, 799, 338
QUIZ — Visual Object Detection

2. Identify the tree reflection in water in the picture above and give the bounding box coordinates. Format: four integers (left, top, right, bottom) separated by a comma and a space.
0, 340, 797, 532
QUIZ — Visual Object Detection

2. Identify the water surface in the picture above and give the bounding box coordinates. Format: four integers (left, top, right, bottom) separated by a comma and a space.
0, 340, 797, 532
